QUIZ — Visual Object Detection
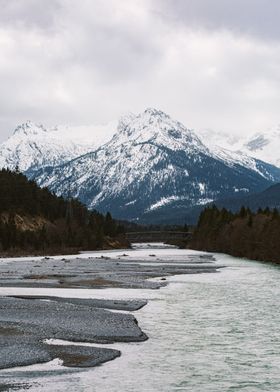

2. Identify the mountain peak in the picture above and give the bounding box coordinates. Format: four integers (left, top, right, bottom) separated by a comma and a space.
3, 109, 280, 225
1, 121, 97, 172
143, 107, 168, 117
117, 108, 168, 134
109, 108, 207, 157
13, 121, 48, 137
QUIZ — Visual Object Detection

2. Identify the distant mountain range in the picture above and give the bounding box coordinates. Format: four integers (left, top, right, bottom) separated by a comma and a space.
1, 109, 280, 224
198, 124, 280, 168
0, 120, 114, 172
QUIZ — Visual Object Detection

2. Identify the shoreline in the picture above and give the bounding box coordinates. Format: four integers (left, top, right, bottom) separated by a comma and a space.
0, 242, 131, 259
0, 244, 220, 373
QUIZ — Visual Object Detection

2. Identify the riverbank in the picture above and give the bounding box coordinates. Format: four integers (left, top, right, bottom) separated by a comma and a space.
191, 206, 280, 264
0, 236, 130, 258
0, 244, 219, 373
2, 249, 280, 392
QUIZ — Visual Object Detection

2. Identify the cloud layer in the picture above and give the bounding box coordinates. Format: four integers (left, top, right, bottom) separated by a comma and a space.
0, 0, 280, 141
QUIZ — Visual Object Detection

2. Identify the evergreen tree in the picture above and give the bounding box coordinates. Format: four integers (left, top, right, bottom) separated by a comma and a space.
0, 169, 123, 253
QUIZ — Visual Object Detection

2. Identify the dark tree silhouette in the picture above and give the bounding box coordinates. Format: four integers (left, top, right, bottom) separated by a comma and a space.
191, 205, 280, 264
0, 169, 126, 253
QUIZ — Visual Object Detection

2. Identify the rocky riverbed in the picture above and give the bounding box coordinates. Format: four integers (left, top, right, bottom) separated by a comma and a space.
0, 245, 220, 373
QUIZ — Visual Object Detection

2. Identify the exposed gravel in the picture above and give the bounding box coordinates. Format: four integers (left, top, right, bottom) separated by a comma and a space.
0, 249, 220, 371
0, 296, 144, 370
0, 329, 121, 370
0, 297, 147, 344
0, 253, 218, 289
7, 296, 148, 311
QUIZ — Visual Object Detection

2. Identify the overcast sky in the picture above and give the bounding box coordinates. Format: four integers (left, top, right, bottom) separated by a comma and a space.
0, 0, 280, 142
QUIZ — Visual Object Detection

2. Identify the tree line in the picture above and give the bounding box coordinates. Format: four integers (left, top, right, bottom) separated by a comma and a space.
0, 169, 125, 253
191, 205, 280, 264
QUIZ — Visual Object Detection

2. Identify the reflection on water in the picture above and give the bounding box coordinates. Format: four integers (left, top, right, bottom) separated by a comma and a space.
1, 247, 280, 392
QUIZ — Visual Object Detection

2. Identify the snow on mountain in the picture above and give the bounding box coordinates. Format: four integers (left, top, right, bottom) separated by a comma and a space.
209, 146, 280, 182
198, 125, 280, 168
31, 108, 280, 222
2, 110, 280, 224
0, 120, 115, 172
242, 125, 280, 167
197, 128, 243, 151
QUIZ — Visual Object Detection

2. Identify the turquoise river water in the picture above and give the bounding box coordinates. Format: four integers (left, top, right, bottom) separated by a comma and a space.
0, 244, 280, 391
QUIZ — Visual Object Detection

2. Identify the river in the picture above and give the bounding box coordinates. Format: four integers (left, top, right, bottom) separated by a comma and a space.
1, 244, 280, 392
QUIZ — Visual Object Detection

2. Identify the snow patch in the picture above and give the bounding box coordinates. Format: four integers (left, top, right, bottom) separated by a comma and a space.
196, 198, 214, 205
147, 196, 183, 211
198, 183, 206, 194
125, 200, 137, 206
233, 187, 249, 193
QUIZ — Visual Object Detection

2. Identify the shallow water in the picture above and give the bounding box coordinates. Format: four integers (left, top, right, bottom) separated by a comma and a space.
1, 245, 280, 391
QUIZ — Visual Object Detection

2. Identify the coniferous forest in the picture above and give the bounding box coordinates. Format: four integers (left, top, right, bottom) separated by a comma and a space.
0, 169, 126, 254
191, 205, 280, 264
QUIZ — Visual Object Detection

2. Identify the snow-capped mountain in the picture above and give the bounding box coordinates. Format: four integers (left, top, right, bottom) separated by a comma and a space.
198, 125, 280, 168
242, 125, 280, 167
0, 120, 114, 172
30, 108, 280, 222
197, 128, 242, 151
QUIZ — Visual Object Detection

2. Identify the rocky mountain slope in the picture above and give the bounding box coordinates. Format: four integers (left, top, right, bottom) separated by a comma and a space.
144, 182, 280, 226
209, 183, 280, 213
242, 125, 280, 167
0, 121, 113, 172
29, 108, 280, 223
199, 124, 280, 168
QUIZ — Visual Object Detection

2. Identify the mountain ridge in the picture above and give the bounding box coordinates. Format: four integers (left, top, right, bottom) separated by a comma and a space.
28, 109, 280, 223
0, 120, 114, 172
198, 124, 280, 168
1, 109, 280, 224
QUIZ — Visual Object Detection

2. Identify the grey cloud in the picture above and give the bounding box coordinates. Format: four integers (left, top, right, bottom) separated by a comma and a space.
0, 0, 61, 30
0, 0, 280, 143
156, 0, 280, 41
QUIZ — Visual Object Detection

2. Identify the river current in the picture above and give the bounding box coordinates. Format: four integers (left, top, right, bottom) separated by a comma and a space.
1, 244, 280, 391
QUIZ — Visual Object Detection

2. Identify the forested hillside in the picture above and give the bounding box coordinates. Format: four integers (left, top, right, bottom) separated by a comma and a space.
191, 206, 280, 264
0, 169, 126, 254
